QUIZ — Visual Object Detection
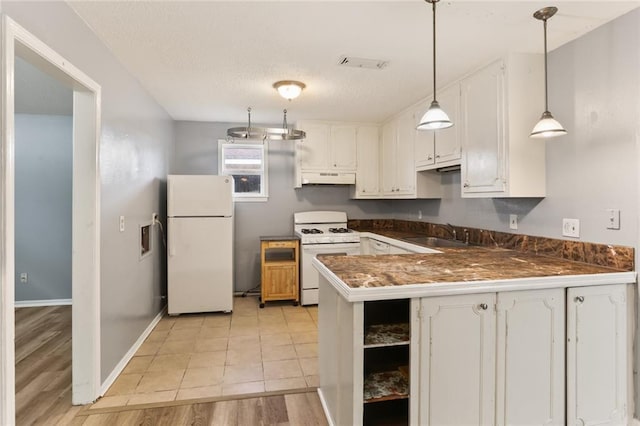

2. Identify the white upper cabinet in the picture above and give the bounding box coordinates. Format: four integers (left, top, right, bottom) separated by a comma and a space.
381, 110, 419, 196
460, 54, 546, 198
297, 122, 332, 171
329, 125, 357, 170
351, 125, 380, 198
415, 83, 461, 171
296, 121, 357, 172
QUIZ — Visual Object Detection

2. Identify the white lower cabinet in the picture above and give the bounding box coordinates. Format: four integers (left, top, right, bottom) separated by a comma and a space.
420, 288, 565, 426
495, 289, 565, 425
319, 279, 631, 426
420, 293, 497, 425
567, 284, 628, 426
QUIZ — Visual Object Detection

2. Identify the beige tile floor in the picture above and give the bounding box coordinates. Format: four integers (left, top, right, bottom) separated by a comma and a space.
93, 296, 318, 409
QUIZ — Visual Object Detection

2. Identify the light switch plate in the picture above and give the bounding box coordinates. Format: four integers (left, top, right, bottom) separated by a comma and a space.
509, 214, 518, 230
562, 218, 580, 238
606, 209, 620, 230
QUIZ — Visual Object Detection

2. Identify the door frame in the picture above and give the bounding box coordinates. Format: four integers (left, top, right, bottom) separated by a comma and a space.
0, 15, 101, 423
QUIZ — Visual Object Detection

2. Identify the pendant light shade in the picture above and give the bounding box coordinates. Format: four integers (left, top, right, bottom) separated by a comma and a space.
530, 6, 566, 139
417, 100, 452, 130
530, 111, 567, 138
418, 0, 453, 131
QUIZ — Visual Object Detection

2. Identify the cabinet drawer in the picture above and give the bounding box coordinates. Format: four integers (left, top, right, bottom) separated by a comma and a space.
264, 240, 297, 249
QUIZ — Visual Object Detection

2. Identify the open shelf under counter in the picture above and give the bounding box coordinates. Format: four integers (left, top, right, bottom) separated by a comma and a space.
364, 323, 410, 348
363, 368, 409, 404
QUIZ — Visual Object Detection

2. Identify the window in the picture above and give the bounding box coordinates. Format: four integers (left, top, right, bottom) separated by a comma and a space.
218, 140, 268, 201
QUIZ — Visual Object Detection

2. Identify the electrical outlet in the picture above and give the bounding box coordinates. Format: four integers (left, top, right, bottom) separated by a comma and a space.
509, 214, 518, 230
119, 215, 125, 232
606, 209, 620, 230
562, 218, 580, 238
418, 210, 423, 220
20, 273, 28, 284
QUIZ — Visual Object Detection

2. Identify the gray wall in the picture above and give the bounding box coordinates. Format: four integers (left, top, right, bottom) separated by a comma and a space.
173, 121, 395, 291
2, 1, 175, 382
14, 114, 72, 302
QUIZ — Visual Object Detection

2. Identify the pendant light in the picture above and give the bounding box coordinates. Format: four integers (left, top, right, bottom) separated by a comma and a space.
417, 0, 452, 131
530, 6, 567, 138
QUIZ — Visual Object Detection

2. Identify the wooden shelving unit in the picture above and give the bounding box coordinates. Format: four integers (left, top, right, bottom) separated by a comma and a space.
259, 237, 300, 308
362, 300, 411, 425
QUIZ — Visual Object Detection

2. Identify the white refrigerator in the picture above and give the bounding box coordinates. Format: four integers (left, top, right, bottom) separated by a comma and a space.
167, 175, 234, 315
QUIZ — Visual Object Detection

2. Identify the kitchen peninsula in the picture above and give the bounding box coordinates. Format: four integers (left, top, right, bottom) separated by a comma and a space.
313, 245, 636, 426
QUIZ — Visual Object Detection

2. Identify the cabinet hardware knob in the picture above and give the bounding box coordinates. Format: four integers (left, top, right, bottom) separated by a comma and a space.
479, 303, 488, 310
436, 155, 440, 158
428, 155, 433, 160
575, 296, 585, 303
463, 182, 470, 188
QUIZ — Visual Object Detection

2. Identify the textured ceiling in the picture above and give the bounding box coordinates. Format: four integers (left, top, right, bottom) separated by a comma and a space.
67, 1, 639, 124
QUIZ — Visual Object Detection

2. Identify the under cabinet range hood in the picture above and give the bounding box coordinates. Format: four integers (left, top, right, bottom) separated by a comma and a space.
301, 171, 356, 185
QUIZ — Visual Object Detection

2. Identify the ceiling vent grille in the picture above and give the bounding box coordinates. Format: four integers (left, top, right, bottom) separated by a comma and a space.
338, 56, 389, 70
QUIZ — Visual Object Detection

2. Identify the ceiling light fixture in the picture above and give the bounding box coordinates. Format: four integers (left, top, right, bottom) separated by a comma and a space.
227, 107, 306, 141
530, 6, 567, 139
273, 80, 306, 101
417, 0, 452, 131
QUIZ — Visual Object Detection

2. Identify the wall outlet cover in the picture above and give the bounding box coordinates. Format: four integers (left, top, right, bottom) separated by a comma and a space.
562, 218, 580, 238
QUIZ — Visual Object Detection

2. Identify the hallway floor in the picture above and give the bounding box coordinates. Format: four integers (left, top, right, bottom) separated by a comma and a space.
94, 296, 319, 408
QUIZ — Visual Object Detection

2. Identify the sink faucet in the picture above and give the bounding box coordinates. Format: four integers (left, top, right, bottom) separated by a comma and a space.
438, 223, 457, 241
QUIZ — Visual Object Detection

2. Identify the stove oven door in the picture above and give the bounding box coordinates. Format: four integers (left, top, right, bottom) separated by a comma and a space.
300, 242, 360, 305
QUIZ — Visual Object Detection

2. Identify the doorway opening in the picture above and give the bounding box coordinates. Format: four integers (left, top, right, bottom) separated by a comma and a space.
1, 15, 101, 424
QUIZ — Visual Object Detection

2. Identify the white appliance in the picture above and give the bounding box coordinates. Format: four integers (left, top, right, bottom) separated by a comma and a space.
167, 174, 234, 314
294, 211, 360, 305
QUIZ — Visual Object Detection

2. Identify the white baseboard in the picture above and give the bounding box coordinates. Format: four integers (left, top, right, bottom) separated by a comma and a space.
99, 306, 167, 396
317, 388, 334, 426
15, 298, 72, 307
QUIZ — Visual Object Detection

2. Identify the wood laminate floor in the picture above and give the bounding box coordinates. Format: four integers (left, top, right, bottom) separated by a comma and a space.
15, 305, 78, 425
71, 390, 327, 425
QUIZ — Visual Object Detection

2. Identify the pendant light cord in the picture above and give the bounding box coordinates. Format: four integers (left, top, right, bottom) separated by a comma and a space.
543, 18, 549, 112
432, 0, 437, 101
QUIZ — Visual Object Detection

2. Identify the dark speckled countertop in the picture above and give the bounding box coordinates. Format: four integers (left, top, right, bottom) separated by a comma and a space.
317, 245, 628, 289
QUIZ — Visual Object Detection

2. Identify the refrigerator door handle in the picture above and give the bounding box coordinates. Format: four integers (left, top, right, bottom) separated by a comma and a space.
169, 222, 176, 257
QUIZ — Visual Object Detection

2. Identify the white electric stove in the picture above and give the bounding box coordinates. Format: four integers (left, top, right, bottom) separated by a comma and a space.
294, 211, 361, 305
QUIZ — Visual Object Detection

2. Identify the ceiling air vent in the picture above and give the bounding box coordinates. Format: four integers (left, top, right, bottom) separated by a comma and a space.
338, 56, 389, 70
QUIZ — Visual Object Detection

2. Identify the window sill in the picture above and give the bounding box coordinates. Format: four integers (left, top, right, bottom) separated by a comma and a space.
233, 196, 268, 203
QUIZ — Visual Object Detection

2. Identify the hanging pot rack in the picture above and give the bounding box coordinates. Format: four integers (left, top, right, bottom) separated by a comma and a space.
227, 107, 306, 142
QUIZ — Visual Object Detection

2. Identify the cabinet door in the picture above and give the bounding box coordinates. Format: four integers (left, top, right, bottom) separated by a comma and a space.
262, 263, 297, 301
414, 105, 435, 170
354, 126, 380, 196
434, 83, 461, 166
299, 123, 330, 170
461, 59, 506, 195
420, 294, 496, 426
369, 239, 390, 255
567, 285, 628, 426
395, 111, 416, 195
381, 121, 397, 195
495, 289, 565, 426
330, 125, 357, 170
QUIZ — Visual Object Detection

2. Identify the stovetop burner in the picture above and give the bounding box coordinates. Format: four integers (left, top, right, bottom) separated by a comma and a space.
328, 228, 352, 233
301, 228, 323, 234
